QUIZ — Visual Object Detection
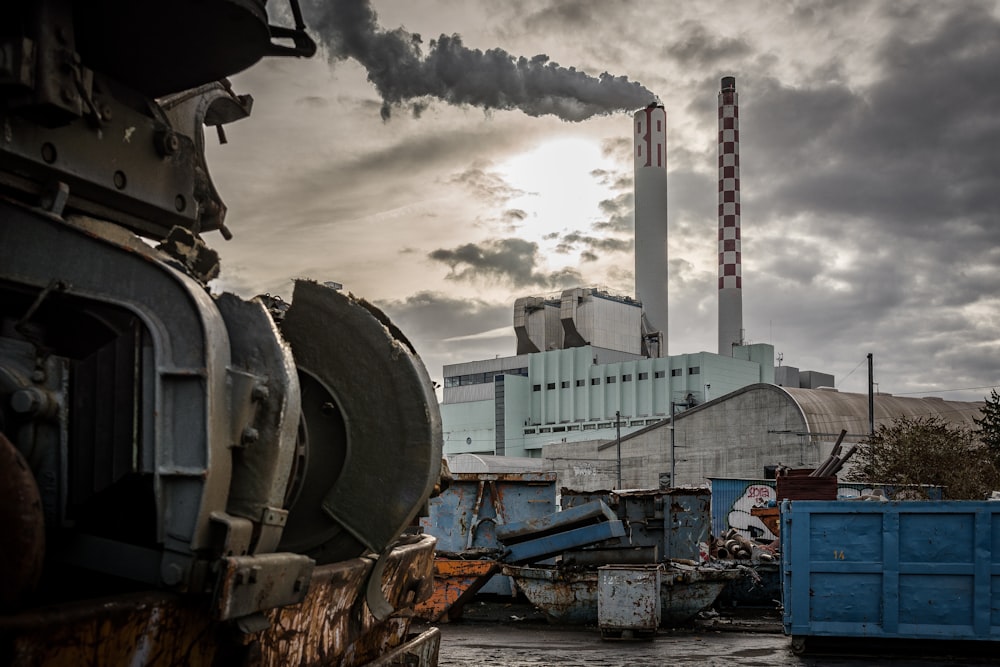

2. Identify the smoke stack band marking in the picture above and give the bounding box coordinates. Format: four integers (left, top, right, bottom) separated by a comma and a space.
636, 106, 663, 167
718, 84, 740, 289
718, 77, 744, 354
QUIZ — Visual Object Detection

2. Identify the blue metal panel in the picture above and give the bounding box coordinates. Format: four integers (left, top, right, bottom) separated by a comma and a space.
503, 520, 626, 564
497, 499, 618, 543
782, 500, 1000, 642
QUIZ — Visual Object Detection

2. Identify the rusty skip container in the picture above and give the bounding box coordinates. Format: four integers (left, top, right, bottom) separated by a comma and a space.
781, 499, 1000, 652
561, 488, 711, 562
420, 471, 557, 595
598, 565, 661, 639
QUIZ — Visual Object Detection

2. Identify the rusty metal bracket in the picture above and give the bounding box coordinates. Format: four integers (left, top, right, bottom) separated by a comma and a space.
214, 552, 314, 621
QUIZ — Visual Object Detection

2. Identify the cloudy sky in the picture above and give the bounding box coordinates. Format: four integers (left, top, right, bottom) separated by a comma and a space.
203, 0, 999, 403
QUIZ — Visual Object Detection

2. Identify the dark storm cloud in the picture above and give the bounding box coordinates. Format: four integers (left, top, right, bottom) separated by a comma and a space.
375, 291, 516, 381
748, 3, 1000, 240
733, 3, 1000, 399
592, 192, 633, 233
665, 20, 753, 66
428, 238, 582, 288
377, 290, 511, 342
302, 0, 655, 120
552, 231, 632, 257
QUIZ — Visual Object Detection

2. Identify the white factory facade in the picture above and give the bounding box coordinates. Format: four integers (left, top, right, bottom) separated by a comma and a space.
441, 329, 775, 458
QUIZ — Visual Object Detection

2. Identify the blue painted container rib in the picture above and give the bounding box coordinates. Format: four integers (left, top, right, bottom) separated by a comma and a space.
503, 520, 627, 565
497, 499, 618, 543
781, 500, 1000, 642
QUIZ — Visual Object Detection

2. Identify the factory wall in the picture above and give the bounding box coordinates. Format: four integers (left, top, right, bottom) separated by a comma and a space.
440, 399, 495, 455
441, 344, 776, 458
499, 373, 530, 457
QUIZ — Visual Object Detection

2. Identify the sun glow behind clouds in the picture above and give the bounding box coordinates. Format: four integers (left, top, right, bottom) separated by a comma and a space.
496, 137, 614, 268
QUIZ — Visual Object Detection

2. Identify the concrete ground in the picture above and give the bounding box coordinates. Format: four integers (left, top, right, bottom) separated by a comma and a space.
426, 599, 999, 667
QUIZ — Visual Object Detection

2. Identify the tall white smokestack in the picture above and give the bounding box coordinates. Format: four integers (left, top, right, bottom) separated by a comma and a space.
718, 76, 744, 355
633, 104, 668, 357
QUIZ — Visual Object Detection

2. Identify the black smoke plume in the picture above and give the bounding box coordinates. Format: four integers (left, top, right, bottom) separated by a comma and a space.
302, 0, 656, 121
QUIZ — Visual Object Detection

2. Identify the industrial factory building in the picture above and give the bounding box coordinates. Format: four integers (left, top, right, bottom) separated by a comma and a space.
440, 77, 841, 466
441, 314, 776, 457
543, 384, 986, 490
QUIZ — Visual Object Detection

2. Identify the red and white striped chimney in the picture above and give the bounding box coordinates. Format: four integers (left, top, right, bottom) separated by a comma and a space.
718, 76, 744, 355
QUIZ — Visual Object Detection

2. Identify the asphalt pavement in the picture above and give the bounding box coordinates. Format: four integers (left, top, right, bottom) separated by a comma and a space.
426, 600, 999, 667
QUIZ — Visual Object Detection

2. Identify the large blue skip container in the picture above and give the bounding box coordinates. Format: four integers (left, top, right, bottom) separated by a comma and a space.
781, 499, 1000, 646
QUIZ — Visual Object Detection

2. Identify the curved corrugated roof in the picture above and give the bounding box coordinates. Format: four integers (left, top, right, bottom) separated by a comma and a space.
783, 386, 983, 438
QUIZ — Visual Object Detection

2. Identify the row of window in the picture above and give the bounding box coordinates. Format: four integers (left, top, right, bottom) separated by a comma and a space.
530, 367, 700, 391
443, 367, 528, 388
524, 417, 662, 434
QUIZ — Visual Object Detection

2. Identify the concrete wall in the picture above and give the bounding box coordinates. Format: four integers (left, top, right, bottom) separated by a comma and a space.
543, 384, 840, 490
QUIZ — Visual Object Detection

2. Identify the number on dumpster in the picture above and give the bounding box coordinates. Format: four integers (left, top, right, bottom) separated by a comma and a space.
833, 550, 845, 560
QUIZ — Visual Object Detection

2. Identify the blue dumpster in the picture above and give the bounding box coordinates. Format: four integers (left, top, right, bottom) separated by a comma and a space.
781, 499, 1000, 650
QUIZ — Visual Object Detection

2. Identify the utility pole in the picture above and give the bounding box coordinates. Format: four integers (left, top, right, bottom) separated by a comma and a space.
867, 353, 874, 435
615, 410, 622, 489
670, 403, 676, 488
669, 402, 686, 487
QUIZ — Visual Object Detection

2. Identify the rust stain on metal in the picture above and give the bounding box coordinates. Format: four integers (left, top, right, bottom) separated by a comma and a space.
250, 535, 436, 666
1, 535, 437, 667
413, 558, 500, 622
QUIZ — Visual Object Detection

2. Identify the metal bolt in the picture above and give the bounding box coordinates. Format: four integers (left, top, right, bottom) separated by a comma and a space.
241, 427, 259, 446
113, 170, 127, 190
174, 194, 186, 212
100, 105, 112, 122
40, 143, 57, 164
320, 401, 337, 416
252, 384, 270, 402
155, 130, 180, 156
10, 388, 51, 416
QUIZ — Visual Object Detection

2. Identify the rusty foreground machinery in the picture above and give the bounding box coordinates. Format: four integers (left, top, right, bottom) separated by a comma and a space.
1, 1, 442, 665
